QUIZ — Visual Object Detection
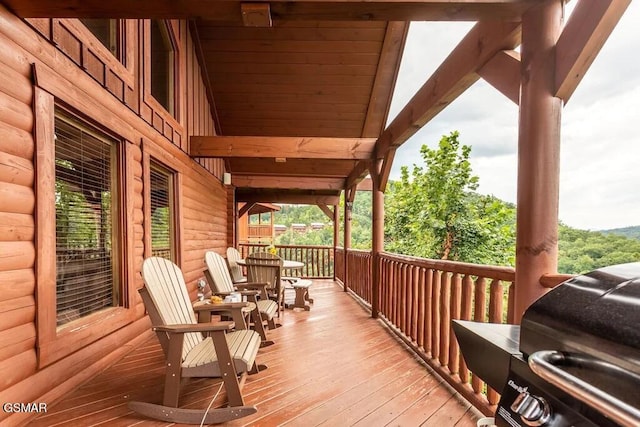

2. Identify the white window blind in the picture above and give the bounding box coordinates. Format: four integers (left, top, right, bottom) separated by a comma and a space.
55, 111, 120, 326
150, 162, 174, 261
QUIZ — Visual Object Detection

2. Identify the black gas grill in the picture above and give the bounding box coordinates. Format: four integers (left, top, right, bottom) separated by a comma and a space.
453, 263, 640, 427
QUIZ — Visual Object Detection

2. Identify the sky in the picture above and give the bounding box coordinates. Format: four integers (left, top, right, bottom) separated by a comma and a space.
387, 2, 640, 231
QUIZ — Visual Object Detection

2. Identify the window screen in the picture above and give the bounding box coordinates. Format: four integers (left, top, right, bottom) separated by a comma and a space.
55, 111, 120, 326
150, 162, 174, 261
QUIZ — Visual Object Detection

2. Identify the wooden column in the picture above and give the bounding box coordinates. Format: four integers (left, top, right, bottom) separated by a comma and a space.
343, 192, 352, 292
371, 163, 384, 319
515, 0, 563, 322
333, 204, 339, 281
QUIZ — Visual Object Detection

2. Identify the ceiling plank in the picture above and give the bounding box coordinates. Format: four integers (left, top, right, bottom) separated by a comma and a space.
362, 21, 409, 138
555, 0, 631, 103
375, 20, 522, 158
191, 136, 376, 159
232, 175, 345, 190
477, 50, 521, 105
4, 1, 537, 21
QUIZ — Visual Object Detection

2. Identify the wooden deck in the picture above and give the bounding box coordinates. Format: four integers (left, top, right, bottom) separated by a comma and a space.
31, 280, 483, 426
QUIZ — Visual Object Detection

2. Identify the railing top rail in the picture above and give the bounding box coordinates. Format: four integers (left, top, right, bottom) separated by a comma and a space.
343, 248, 372, 254
239, 243, 334, 250
380, 251, 515, 281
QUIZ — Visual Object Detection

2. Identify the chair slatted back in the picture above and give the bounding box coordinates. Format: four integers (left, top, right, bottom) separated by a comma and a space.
226, 247, 245, 283
204, 251, 236, 293
141, 257, 201, 359
246, 252, 282, 300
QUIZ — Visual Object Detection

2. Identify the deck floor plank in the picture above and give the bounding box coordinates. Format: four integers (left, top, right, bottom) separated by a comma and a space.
32, 280, 482, 427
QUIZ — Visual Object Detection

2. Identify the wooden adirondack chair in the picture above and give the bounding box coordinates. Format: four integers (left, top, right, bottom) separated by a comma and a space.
129, 257, 263, 424
226, 247, 247, 283
245, 252, 285, 317
204, 251, 279, 346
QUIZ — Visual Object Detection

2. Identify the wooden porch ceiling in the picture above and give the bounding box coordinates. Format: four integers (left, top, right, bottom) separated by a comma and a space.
2, 0, 544, 205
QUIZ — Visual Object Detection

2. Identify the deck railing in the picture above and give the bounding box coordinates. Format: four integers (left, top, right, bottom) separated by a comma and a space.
238, 243, 334, 278
336, 248, 515, 415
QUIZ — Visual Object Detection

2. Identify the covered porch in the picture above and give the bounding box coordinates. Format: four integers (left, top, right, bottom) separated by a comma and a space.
0, 0, 632, 425
32, 280, 481, 426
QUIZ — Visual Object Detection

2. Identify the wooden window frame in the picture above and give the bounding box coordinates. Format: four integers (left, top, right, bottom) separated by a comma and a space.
57, 19, 136, 88
143, 20, 183, 125
142, 139, 182, 264
34, 79, 137, 368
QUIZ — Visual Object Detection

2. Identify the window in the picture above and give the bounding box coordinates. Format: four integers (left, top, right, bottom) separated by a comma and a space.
80, 19, 123, 63
150, 161, 175, 261
151, 20, 175, 116
54, 110, 121, 326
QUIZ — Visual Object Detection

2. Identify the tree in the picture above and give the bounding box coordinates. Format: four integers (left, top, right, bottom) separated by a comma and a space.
385, 131, 516, 266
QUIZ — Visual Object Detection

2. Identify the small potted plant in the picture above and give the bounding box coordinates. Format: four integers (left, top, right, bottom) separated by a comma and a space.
267, 244, 277, 255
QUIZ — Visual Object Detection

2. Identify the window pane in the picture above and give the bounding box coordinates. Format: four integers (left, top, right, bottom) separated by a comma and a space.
151, 20, 175, 116
55, 111, 120, 326
81, 19, 121, 61
150, 163, 174, 260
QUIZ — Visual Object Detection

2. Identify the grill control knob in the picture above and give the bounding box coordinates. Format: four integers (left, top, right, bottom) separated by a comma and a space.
511, 392, 552, 426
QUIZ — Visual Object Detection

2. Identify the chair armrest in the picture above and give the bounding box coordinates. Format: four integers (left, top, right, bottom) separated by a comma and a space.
193, 301, 249, 311
153, 321, 235, 334
235, 282, 269, 289
236, 289, 260, 296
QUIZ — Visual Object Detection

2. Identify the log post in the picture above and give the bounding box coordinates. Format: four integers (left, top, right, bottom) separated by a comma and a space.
515, 0, 563, 322
371, 162, 384, 318
333, 204, 339, 280
343, 189, 353, 292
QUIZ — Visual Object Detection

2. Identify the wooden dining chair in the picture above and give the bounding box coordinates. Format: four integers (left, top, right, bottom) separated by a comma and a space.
245, 252, 285, 317
226, 247, 247, 283
205, 251, 279, 345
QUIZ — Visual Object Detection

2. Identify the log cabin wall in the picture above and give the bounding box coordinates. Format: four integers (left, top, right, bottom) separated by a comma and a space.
0, 5, 225, 424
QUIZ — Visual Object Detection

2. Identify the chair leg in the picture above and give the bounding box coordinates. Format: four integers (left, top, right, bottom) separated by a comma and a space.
210, 331, 245, 407
163, 334, 185, 407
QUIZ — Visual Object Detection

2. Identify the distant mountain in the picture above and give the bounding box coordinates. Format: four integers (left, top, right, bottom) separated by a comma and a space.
599, 225, 640, 240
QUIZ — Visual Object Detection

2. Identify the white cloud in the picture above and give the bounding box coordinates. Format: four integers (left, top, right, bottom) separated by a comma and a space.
389, 2, 640, 231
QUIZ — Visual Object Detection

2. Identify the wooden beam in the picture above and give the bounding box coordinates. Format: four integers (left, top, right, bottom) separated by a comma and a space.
317, 204, 334, 220
241, 3, 272, 27
191, 136, 376, 160
227, 158, 356, 178
375, 21, 522, 159
356, 177, 373, 191
555, 0, 631, 103
477, 50, 521, 105
344, 159, 371, 191
362, 21, 409, 138
237, 193, 340, 205
237, 202, 256, 218
378, 148, 396, 192
232, 175, 345, 190
3, 1, 538, 21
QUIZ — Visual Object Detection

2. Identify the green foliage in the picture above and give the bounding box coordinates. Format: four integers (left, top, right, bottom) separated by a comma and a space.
558, 224, 640, 274
385, 131, 516, 266
598, 225, 640, 240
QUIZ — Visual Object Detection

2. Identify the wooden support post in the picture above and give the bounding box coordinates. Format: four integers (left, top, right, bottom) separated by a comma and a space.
371, 161, 384, 319
343, 188, 353, 292
514, 0, 562, 322
333, 204, 339, 281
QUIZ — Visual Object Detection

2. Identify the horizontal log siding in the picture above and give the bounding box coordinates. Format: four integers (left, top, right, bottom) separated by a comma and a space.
0, 5, 224, 424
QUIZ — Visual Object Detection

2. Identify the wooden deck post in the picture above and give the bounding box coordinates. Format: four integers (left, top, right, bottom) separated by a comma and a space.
514, 0, 563, 322
343, 189, 353, 292
371, 162, 384, 319
333, 204, 339, 281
